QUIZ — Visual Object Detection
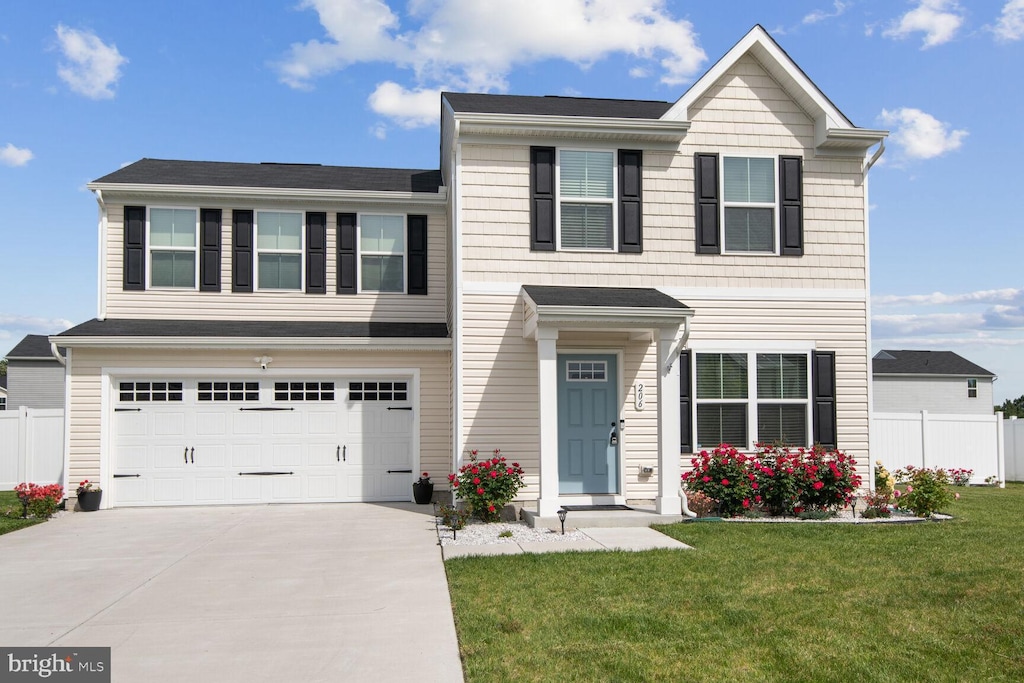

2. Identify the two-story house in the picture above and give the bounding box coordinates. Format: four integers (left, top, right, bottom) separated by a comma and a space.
56, 26, 886, 516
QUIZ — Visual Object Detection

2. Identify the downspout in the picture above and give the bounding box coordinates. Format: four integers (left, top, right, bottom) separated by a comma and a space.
50, 341, 66, 367
863, 140, 884, 492
665, 314, 692, 373
94, 189, 108, 321
864, 140, 885, 173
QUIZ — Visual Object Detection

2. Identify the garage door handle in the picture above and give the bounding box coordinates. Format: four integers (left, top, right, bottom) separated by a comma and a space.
184, 447, 188, 464
190, 447, 195, 464
387, 406, 413, 411
113, 474, 141, 478
387, 469, 413, 474
114, 408, 142, 412
239, 471, 294, 476
239, 407, 295, 412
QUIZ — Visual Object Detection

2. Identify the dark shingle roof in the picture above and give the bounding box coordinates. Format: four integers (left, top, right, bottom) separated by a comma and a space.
443, 92, 673, 119
6, 334, 64, 359
522, 285, 688, 309
872, 350, 995, 377
57, 319, 449, 339
0, 375, 7, 391
93, 159, 443, 193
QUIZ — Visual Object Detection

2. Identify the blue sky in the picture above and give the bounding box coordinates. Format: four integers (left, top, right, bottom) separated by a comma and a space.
1, 0, 1022, 402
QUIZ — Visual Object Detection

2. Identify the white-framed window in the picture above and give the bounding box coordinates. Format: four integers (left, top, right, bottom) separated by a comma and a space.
148, 207, 198, 288
256, 211, 303, 290
566, 360, 608, 382
694, 351, 809, 449
967, 378, 978, 398
359, 214, 405, 293
722, 156, 776, 254
557, 149, 615, 251
0, 396, 6, 411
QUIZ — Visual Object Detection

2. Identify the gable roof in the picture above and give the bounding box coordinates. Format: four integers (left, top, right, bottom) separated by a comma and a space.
443, 93, 672, 119
92, 159, 443, 194
872, 350, 996, 378
522, 285, 688, 309
664, 25, 887, 157
6, 334, 64, 361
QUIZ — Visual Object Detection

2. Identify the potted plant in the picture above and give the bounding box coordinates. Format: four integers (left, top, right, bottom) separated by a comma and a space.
412, 472, 433, 504
77, 479, 103, 512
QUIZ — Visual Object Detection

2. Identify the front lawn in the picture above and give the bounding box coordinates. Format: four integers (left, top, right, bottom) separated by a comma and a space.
446, 484, 1024, 682
0, 491, 43, 536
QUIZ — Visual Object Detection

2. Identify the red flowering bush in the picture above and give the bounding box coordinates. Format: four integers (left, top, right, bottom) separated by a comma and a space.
684, 444, 861, 517
449, 449, 525, 522
682, 445, 755, 517
14, 482, 65, 519
948, 468, 973, 486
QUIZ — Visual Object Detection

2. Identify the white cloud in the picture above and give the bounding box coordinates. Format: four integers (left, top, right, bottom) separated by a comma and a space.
873, 312, 983, 336
277, 0, 706, 126
874, 288, 1022, 306
878, 107, 967, 160
369, 123, 388, 140
367, 82, 441, 128
804, 1, 850, 25
872, 288, 1024, 344
0, 143, 33, 167
0, 314, 74, 333
55, 24, 127, 99
883, 0, 964, 48
993, 0, 1024, 41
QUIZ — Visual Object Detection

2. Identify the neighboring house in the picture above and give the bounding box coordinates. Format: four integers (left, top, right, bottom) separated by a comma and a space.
0, 374, 7, 411
4, 334, 66, 410
56, 26, 885, 514
873, 350, 997, 415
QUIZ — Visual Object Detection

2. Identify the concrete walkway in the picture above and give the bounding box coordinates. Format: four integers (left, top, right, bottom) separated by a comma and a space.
441, 526, 692, 559
0, 504, 463, 682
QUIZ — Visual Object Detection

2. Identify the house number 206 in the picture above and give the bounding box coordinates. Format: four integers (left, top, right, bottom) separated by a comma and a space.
634, 383, 645, 411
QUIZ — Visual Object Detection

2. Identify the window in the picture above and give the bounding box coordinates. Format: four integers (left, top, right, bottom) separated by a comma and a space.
558, 150, 614, 250
566, 361, 607, 382
348, 381, 408, 401
0, 396, 6, 411
198, 381, 260, 402
149, 208, 198, 288
693, 352, 809, 449
256, 211, 303, 290
360, 215, 405, 292
274, 381, 335, 401
723, 157, 775, 253
967, 378, 978, 398
119, 381, 184, 402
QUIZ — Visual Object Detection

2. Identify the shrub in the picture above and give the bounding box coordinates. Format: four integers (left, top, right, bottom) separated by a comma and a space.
893, 465, 954, 517
862, 490, 893, 518
450, 449, 526, 522
437, 503, 470, 531
682, 445, 755, 517
682, 489, 718, 517
874, 461, 894, 494
14, 483, 64, 519
948, 468, 973, 486
754, 444, 803, 515
797, 446, 860, 512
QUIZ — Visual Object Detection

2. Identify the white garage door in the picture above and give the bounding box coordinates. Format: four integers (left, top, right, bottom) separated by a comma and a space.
111, 377, 415, 506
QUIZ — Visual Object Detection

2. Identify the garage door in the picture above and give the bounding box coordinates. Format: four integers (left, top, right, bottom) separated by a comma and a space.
112, 377, 415, 506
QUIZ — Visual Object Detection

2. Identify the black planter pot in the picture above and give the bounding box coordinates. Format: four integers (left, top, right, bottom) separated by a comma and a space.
78, 490, 102, 512
412, 481, 434, 505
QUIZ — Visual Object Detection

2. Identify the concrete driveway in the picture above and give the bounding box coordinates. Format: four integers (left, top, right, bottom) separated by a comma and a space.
0, 504, 463, 682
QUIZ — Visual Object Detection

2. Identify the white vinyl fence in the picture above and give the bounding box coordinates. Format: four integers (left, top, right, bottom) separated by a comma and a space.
872, 411, 1004, 486
0, 408, 65, 491
1005, 417, 1024, 482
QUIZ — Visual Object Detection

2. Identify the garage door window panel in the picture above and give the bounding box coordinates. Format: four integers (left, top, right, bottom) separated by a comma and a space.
348, 381, 408, 401
198, 381, 260, 402
274, 381, 335, 401
119, 381, 184, 402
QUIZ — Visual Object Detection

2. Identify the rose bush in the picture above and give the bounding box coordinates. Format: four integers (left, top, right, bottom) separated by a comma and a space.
14, 482, 64, 519
893, 465, 954, 517
450, 449, 525, 522
682, 445, 755, 517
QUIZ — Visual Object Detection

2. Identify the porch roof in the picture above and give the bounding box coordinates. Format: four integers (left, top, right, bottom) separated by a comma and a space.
520, 286, 692, 340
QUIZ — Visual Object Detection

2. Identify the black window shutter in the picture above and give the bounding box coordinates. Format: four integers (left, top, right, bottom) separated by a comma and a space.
232, 210, 253, 293
618, 149, 643, 253
305, 212, 327, 294
530, 146, 556, 251
694, 153, 720, 254
779, 155, 804, 256
199, 209, 221, 292
407, 214, 428, 295
337, 213, 357, 295
679, 350, 693, 452
812, 351, 837, 448
123, 206, 146, 290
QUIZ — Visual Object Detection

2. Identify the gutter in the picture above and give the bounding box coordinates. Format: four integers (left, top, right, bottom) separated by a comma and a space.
86, 182, 448, 206
50, 342, 66, 367
52, 336, 452, 352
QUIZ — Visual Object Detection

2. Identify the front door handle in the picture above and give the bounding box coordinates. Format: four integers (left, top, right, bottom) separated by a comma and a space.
609, 427, 618, 447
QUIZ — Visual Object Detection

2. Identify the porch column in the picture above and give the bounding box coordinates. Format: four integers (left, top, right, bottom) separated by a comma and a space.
537, 327, 561, 516
656, 325, 682, 514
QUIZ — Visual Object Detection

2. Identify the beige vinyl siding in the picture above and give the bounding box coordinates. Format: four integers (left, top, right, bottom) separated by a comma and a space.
104, 205, 447, 322
66, 348, 452, 491
458, 53, 866, 290
462, 293, 663, 502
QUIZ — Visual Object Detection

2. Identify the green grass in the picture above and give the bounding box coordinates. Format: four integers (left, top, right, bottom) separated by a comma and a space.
446, 484, 1024, 682
0, 491, 43, 536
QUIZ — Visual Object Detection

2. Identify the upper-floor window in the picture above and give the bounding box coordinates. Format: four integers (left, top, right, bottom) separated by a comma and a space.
723, 156, 776, 253
967, 378, 978, 398
360, 214, 405, 292
558, 150, 615, 251
256, 211, 303, 290
0, 396, 6, 411
149, 208, 198, 288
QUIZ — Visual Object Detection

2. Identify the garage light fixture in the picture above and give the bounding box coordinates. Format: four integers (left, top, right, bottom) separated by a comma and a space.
254, 355, 273, 371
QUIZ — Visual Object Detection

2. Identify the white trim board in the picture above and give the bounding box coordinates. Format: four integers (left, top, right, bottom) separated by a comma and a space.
463, 281, 867, 302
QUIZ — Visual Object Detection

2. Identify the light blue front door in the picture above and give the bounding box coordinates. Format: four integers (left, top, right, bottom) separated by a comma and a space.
557, 354, 619, 494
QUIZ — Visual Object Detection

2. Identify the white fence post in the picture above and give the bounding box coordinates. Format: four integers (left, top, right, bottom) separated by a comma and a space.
920, 410, 929, 470
996, 411, 1006, 488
